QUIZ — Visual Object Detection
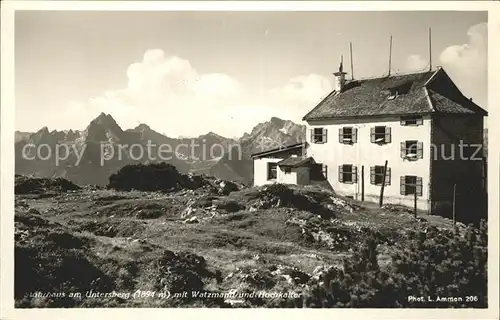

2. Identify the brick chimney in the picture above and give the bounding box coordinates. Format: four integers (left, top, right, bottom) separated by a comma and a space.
333, 57, 347, 92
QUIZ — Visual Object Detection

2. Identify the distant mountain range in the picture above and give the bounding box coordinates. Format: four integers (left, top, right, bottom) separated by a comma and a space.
15, 113, 306, 185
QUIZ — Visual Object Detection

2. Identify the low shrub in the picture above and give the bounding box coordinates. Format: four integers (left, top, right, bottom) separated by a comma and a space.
107, 163, 185, 192
275, 221, 487, 308
15, 212, 115, 308
15, 176, 80, 194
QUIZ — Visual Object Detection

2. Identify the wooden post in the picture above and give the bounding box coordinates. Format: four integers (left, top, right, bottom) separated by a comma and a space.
429, 27, 432, 71
379, 160, 388, 207
414, 191, 417, 218
361, 165, 365, 202
350, 42, 354, 80
452, 183, 457, 225
388, 35, 392, 76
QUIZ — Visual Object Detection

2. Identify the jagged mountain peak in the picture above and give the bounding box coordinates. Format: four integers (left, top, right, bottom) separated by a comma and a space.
96, 111, 110, 120
245, 117, 303, 139
232, 116, 306, 158
198, 131, 228, 140
28, 126, 59, 145
134, 123, 151, 131
91, 112, 120, 128
270, 116, 286, 127
65, 129, 80, 141
37, 126, 50, 134
80, 112, 125, 143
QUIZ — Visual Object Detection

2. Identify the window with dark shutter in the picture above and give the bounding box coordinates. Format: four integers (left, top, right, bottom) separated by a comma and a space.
406, 140, 418, 155
343, 165, 352, 183
267, 163, 277, 180
416, 177, 423, 196
371, 126, 391, 144
400, 176, 406, 195
284, 167, 292, 174
417, 142, 423, 159
371, 165, 391, 186
384, 127, 391, 143
312, 127, 327, 143
338, 127, 356, 144
400, 115, 423, 126
339, 164, 356, 183
402, 140, 422, 160
321, 164, 328, 179
405, 175, 417, 195
400, 175, 422, 196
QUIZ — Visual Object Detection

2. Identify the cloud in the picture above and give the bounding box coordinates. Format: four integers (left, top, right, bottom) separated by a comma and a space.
65, 49, 330, 138
439, 22, 487, 108
405, 54, 429, 72
399, 23, 487, 109
267, 74, 331, 122
66, 49, 246, 137
272, 74, 331, 104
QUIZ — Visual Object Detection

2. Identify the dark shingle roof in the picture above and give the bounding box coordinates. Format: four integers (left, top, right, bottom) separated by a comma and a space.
427, 89, 474, 114
277, 156, 314, 168
302, 68, 487, 121
250, 142, 305, 159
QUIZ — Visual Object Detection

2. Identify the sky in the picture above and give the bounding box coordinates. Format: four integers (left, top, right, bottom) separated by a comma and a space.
15, 11, 488, 138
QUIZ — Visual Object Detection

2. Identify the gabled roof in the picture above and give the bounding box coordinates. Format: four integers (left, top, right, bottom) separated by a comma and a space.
250, 142, 305, 159
302, 68, 487, 121
277, 156, 314, 168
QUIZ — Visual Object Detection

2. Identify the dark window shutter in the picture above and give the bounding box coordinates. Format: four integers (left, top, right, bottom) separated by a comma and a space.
401, 142, 406, 158
310, 129, 313, 143
353, 128, 358, 143
338, 165, 343, 182
338, 128, 343, 143
400, 176, 406, 195
417, 142, 424, 159
400, 118, 406, 126
416, 177, 423, 196
352, 166, 358, 183
417, 117, 423, 125
322, 164, 328, 179
385, 168, 391, 185
370, 166, 375, 184
370, 127, 375, 143
323, 128, 328, 143
385, 127, 391, 143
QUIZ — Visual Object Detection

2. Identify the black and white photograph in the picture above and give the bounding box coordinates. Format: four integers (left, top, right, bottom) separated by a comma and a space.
1, 1, 499, 318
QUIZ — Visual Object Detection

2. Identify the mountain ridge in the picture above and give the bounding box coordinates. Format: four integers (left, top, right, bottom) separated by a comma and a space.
15, 113, 306, 184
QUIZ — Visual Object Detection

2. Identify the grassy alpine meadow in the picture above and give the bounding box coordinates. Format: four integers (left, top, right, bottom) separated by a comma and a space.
14, 168, 487, 308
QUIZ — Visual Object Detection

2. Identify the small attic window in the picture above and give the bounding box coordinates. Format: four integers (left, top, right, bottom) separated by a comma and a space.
387, 91, 398, 100
386, 80, 414, 99
401, 115, 423, 126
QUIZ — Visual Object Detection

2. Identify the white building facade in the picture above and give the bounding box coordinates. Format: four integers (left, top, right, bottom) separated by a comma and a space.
253, 64, 487, 215
305, 115, 432, 209
252, 143, 312, 186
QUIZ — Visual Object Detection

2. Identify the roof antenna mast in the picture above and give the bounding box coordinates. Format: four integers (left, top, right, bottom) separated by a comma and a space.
388, 35, 393, 76
350, 42, 354, 80
428, 27, 432, 71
